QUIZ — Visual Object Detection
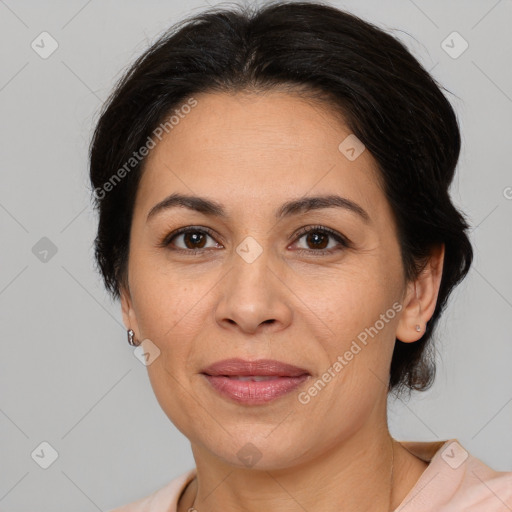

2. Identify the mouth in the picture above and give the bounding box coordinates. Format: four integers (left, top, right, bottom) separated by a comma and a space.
200, 358, 311, 404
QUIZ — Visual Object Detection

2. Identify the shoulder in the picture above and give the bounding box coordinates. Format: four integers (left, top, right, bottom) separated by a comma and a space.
106, 468, 196, 512
438, 442, 512, 512
397, 438, 512, 512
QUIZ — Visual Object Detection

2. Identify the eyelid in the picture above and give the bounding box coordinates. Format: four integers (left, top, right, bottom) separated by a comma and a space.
290, 224, 351, 253
158, 225, 223, 249
291, 225, 350, 245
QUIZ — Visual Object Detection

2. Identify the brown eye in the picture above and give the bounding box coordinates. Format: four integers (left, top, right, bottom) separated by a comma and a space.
304, 231, 329, 250
182, 231, 207, 249
292, 225, 350, 255
161, 227, 222, 251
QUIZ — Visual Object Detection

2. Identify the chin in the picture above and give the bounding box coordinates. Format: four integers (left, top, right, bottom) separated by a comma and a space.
208, 431, 311, 471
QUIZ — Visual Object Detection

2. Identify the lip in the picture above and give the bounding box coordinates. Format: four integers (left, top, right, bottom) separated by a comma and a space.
202, 358, 310, 377
201, 358, 311, 404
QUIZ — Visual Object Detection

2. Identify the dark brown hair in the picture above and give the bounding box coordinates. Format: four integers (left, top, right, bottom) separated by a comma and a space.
89, 1, 473, 396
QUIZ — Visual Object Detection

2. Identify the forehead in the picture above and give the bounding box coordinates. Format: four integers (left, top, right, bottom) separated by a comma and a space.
137, 91, 386, 219
148, 91, 361, 162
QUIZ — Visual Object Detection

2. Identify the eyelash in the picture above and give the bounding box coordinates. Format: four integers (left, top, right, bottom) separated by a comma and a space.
158, 225, 351, 256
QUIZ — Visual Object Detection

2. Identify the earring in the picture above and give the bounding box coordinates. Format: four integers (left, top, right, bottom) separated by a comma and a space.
415, 324, 422, 332
127, 329, 138, 346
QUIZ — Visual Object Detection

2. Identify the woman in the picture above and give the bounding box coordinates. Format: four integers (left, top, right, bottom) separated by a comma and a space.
89, 2, 512, 511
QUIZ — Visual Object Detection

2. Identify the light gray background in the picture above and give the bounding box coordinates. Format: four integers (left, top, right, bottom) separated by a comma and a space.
0, 0, 511, 510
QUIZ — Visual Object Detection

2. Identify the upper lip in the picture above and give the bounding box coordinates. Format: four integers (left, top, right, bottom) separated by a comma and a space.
201, 358, 310, 377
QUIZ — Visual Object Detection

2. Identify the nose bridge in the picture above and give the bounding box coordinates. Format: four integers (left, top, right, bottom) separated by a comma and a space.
214, 233, 292, 333
230, 234, 274, 302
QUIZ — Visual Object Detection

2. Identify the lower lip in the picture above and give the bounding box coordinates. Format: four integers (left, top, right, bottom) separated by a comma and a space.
203, 374, 310, 404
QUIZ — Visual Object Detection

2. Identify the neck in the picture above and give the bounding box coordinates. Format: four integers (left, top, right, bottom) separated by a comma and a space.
178, 423, 428, 512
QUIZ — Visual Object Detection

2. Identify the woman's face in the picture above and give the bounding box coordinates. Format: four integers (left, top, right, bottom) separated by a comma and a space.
121, 91, 416, 469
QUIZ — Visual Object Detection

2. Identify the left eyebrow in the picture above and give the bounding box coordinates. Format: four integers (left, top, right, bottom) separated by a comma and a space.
146, 193, 371, 224
276, 195, 371, 224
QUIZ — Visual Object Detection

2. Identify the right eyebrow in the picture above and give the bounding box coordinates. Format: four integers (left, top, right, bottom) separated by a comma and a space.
147, 193, 226, 222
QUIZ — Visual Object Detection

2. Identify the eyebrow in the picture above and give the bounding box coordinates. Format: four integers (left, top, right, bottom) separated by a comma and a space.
146, 192, 371, 224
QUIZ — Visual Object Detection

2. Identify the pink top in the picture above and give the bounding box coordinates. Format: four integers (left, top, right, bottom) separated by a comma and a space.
108, 439, 512, 511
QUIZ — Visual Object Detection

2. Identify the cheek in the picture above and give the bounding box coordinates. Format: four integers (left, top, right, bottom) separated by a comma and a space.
290, 265, 401, 403
128, 248, 221, 372
133, 275, 204, 434
295, 262, 397, 338
129, 246, 214, 340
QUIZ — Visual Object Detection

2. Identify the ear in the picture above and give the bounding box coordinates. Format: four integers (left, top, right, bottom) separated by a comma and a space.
396, 243, 445, 343
120, 282, 139, 334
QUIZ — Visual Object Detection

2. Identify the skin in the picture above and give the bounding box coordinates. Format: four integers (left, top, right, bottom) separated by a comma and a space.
120, 90, 445, 512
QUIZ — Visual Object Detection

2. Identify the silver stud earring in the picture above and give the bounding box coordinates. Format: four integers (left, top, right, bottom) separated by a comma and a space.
127, 329, 138, 346
415, 324, 422, 332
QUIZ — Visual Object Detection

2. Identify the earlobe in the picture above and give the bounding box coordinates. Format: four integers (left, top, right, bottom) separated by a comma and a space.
395, 243, 445, 343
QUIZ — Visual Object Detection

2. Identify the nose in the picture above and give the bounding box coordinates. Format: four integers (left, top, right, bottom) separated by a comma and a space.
214, 243, 293, 336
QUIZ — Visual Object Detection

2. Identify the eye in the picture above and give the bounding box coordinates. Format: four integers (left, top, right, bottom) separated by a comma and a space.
159, 226, 223, 252
290, 225, 350, 255
159, 224, 350, 256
